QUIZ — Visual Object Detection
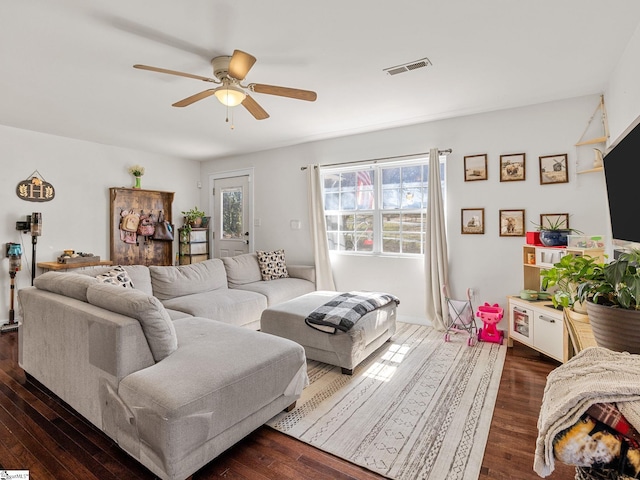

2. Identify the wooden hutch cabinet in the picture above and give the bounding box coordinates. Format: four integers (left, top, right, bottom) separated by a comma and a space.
109, 187, 174, 266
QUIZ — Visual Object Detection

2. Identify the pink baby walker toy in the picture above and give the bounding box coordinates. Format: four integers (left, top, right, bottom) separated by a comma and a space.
476, 303, 505, 344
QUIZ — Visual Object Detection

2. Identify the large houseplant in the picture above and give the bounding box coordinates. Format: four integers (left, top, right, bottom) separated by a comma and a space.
540, 253, 602, 314
573, 249, 640, 354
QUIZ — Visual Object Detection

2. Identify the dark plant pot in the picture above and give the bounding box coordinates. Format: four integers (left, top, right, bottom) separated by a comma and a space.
586, 301, 640, 354
539, 229, 570, 247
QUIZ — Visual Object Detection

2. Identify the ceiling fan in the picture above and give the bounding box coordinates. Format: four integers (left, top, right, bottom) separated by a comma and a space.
134, 50, 317, 120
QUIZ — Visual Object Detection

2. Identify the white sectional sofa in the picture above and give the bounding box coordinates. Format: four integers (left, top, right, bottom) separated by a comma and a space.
17, 254, 315, 480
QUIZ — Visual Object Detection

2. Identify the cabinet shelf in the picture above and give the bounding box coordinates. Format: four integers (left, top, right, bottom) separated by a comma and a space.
508, 244, 605, 363
178, 227, 210, 265
507, 296, 564, 362
521, 244, 604, 291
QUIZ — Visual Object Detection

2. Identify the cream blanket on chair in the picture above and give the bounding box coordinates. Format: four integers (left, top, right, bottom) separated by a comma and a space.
534, 347, 640, 477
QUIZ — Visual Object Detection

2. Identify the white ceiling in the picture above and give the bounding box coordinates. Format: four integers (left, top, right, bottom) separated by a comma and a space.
2, 1, 640, 161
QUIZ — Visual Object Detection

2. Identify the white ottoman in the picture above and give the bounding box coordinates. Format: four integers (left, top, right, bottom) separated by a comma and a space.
260, 291, 397, 374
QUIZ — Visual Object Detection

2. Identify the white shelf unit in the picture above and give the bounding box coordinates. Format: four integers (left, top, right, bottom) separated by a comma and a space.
522, 244, 604, 292
508, 244, 605, 362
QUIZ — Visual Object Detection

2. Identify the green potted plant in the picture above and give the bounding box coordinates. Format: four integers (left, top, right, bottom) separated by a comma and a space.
571, 248, 640, 354
181, 206, 206, 235
531, 217, 581, 247
540, 253, 602, 313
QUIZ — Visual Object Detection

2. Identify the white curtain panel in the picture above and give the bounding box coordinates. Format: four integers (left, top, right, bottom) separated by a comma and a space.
307, 165, 336, 291
424, 148, 449, 331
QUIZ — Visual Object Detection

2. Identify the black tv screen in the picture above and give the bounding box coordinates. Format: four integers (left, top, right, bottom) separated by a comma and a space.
604, 114, 640, 243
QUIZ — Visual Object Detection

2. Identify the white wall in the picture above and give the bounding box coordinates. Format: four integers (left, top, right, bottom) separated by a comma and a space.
3, 25, 638, 327
200, 95, 611, 323
606, 21, 640, 143
0, 125, 201, 324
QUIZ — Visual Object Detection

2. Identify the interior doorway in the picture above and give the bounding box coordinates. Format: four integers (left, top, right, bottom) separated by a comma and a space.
210, 170, 253, 258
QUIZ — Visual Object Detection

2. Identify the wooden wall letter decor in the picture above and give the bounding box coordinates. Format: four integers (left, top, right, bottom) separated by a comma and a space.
16, 173, 55, 202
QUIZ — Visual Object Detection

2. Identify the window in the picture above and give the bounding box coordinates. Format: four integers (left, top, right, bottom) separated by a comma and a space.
322, 158, 445, 255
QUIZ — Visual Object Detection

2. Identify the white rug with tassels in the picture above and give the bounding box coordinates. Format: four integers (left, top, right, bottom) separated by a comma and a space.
267, 322, 506, 480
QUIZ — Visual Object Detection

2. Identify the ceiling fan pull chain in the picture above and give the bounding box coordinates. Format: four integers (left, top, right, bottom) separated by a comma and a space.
224, 103, 235, 130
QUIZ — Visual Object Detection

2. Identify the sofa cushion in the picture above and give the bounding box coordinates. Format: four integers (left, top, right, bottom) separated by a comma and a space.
256, 249, 289, 281
78, 265, 153, 296
95, 265, 135, 288
86, 283, 177, 362
33, 271, 99, 302
221, 253, 262, 286
161, 289, 267, 328
234, 277, 315, 307
149, 259, 228, 301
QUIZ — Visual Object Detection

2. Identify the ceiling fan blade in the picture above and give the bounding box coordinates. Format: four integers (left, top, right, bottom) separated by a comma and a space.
228, 50, 257, 81
241, 95, 270, 120
133, 64, 216, 83
250, 83, 317, 102
172, 89, 217, 107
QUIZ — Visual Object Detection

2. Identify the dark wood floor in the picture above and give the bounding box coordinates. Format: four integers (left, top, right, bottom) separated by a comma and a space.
0, 330, 576, 479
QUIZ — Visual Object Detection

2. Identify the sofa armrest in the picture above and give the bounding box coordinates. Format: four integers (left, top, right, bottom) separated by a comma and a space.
18, 287, 155, 429
287, 265, 316, 284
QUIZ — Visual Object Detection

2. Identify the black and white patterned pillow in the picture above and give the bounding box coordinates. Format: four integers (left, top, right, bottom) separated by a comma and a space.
256, 249, 289, 281
96, 265, 135, 288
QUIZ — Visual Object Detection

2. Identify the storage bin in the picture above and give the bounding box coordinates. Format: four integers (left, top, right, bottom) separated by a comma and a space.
567, 235, 606, 249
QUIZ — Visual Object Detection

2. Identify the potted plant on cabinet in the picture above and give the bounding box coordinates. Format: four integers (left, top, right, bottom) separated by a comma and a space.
540, 253, 603, 314
531, 217, 581, 247
181, 206, 206, 235
572, 249, 640, 354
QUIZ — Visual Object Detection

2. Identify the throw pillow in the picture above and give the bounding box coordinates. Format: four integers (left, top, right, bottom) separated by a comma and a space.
256, 249, 289, 281
96, 265, 135, 288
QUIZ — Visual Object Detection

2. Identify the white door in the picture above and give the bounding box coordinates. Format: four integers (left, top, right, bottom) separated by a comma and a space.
213, 175, 251, 258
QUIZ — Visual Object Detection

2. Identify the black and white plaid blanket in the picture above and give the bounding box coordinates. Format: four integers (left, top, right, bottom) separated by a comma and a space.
305, 291, 400, 333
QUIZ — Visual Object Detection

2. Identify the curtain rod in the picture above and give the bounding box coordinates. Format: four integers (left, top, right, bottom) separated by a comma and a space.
299, 149, 452, 170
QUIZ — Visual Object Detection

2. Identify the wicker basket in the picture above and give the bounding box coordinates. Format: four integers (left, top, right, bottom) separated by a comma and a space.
575, 467, 634, 480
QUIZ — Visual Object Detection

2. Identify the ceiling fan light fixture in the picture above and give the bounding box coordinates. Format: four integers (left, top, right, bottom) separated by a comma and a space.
214, 84, 246, 107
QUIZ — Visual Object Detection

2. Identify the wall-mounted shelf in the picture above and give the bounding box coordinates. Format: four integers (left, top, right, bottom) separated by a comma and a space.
575, 95, 609, 174
575, 136, 608, 147
575, 95, 609, 148
577, 166, 603, 175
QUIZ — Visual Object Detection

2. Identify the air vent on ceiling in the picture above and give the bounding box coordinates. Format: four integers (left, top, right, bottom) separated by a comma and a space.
383, 57, 432, 76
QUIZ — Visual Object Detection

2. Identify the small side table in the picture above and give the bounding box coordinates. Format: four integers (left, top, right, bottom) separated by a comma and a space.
37, 260, 113, 272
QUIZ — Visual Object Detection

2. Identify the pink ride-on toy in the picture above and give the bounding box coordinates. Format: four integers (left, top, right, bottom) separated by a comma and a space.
476, 303, 505, 344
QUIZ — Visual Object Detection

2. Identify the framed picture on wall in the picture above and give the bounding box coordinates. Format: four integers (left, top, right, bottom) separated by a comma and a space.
461, 208, 485, 234
464, 154, 488, 181
539, 154, 569, 184
540, 213, 569, 230
499, 209, 525, 236
500, 153, 526, 182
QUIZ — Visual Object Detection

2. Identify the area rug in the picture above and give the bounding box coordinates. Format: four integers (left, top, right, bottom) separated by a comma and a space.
267, 322, 507, 480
